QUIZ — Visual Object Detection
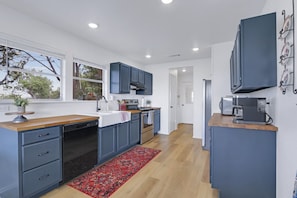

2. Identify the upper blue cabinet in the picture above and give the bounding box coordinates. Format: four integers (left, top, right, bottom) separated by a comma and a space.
136, 71, 153, 95
230, 12, 277, 93
130, 67, 145, 89
110, 62, 131, 94
110, 62, 153, 95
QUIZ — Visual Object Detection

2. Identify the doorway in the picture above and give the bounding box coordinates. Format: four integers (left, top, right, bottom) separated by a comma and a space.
169, 66, 193, 133
169, 70, 178, 133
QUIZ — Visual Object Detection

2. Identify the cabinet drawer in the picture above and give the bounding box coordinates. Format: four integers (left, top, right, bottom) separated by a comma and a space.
23, 160, 61, 198
22, 126, 60, 145
131, 113, 140, 120
22, 138, 61, 171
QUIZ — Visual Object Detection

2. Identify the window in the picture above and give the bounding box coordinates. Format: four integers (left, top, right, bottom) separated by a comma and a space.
0, 43, 63, 100
73, 60, 104, 100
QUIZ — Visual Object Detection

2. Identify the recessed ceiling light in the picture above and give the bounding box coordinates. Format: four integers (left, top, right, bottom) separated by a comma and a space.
88, 23, 98, 29
192, 47, 199, 52
182, 69, 186, 72
145, 54, 151, 59
162, 0, 173, 4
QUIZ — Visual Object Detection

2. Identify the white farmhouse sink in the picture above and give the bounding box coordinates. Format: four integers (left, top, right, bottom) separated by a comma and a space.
81, 111, 131, 127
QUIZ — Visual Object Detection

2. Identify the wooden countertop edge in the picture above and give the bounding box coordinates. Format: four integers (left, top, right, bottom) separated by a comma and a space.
0, 114, 99, 132
208, 113, 278, 132
126, 110, 141, 114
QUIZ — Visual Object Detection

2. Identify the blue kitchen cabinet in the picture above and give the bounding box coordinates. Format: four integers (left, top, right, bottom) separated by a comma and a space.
138, 69, 145, 85
154, 109, 160, 134
136, 71, 153, 95
130, 113, 140, 145
131, 67, 138, 84
210, 126, 276, 198
116, 122, 130, 153
230, 12, 276, 93
110, 62, 131, 94
98, 124, 117, 163
0, 126, 62, 198
131, 67, 145, 88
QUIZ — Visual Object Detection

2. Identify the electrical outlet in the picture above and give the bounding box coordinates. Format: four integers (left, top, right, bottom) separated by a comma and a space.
0, 106, 9, 112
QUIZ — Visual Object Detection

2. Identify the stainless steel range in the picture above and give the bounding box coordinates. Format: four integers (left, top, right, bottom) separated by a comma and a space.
122, 99, 154, 144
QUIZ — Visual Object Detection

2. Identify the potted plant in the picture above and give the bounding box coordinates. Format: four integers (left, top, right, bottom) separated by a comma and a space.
14, 95, 29, 113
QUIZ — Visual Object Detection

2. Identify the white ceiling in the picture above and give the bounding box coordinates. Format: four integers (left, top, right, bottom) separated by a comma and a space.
0, 0, 267, 65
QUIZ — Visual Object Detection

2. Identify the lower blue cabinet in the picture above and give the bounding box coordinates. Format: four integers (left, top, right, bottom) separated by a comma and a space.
154, 109, 160, 134
116, 122, 130, 153
130, 113, 140, 145
98, 124, 117, 164
0, 126, 62, 198
210, 127, 276, 198
23, 160, 61, 198
98, 119, 140, 164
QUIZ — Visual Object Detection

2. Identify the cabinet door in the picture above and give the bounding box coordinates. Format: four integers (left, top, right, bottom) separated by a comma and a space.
145, 72, 152, 95
154, 110, 160, 134
211, 127, 276, 198
22, 138, 60, 171
230, 29, 242, 93
130, 118, 140, 145
120, 63, 131, 93
117, 122, 130, 152
98, 125, 117, 163
131, 67, 139, 84
23, 160, 61, 198
231, 13, 276, 93
137, 71, 153, 95
110, 62, 131, 94
138, 69, 145, 85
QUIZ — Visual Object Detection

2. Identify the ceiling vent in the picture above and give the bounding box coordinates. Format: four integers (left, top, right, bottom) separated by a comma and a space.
168, 54, 181, 57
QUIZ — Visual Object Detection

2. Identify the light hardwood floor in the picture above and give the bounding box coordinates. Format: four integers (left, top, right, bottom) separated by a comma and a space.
42, 124, 218, 198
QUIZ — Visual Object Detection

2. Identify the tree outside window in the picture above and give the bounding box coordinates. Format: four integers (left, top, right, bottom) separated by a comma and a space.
73, 62, 103, 100
0, 45, 62, 99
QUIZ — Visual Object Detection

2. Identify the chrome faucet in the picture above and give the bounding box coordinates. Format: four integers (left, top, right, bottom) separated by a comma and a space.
96, 95, 108, 112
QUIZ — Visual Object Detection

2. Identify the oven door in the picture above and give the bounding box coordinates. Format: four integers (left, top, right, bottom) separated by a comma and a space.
141, 111, 154, 144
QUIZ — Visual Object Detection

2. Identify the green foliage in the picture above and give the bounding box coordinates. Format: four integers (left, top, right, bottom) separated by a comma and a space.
13, 95, 28, 107
0, 45, 61, 99
19, 74, 57, 99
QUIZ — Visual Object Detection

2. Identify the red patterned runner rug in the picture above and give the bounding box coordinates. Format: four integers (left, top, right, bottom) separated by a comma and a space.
68, 146, 161, 198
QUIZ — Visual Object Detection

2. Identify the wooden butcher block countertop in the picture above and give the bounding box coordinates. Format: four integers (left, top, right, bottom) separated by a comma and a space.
126, 110, 141, 114
208, 113, 278, 132
0, 114, 99, 132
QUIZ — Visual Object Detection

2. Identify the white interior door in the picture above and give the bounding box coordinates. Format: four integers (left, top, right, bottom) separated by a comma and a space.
169, 72, 177, 133
180, 82, 193, 124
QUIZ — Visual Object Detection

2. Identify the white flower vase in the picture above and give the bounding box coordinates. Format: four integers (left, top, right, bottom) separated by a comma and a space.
17, 106, 26, 113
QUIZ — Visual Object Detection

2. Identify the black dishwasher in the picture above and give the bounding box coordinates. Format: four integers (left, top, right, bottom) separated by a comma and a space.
61, 120, 98, 184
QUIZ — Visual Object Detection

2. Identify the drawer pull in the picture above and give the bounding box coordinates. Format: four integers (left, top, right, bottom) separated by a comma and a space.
38, 133, 50, 137
38, 174, 50, 181
38, 151, 50, 157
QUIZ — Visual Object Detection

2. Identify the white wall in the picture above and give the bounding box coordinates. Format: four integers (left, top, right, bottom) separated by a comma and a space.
211, 41, 234, 113
210, 0, 297, 197
145, 59, 211, 138
0, 4, 143, 121
261, 0, 297, 197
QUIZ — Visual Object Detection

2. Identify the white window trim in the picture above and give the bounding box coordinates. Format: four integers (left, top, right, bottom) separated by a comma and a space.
73, 58, 107, 98
0, 34, 65, 101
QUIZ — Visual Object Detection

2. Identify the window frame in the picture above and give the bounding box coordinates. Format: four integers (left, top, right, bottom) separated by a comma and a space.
72, 58, 106, 101
0, 37, 65, 102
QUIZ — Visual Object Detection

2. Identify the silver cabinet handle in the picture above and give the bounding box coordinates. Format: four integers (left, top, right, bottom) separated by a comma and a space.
38, 151, 50, 157
38, 174, 50, 181
38, 133, 50, 137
